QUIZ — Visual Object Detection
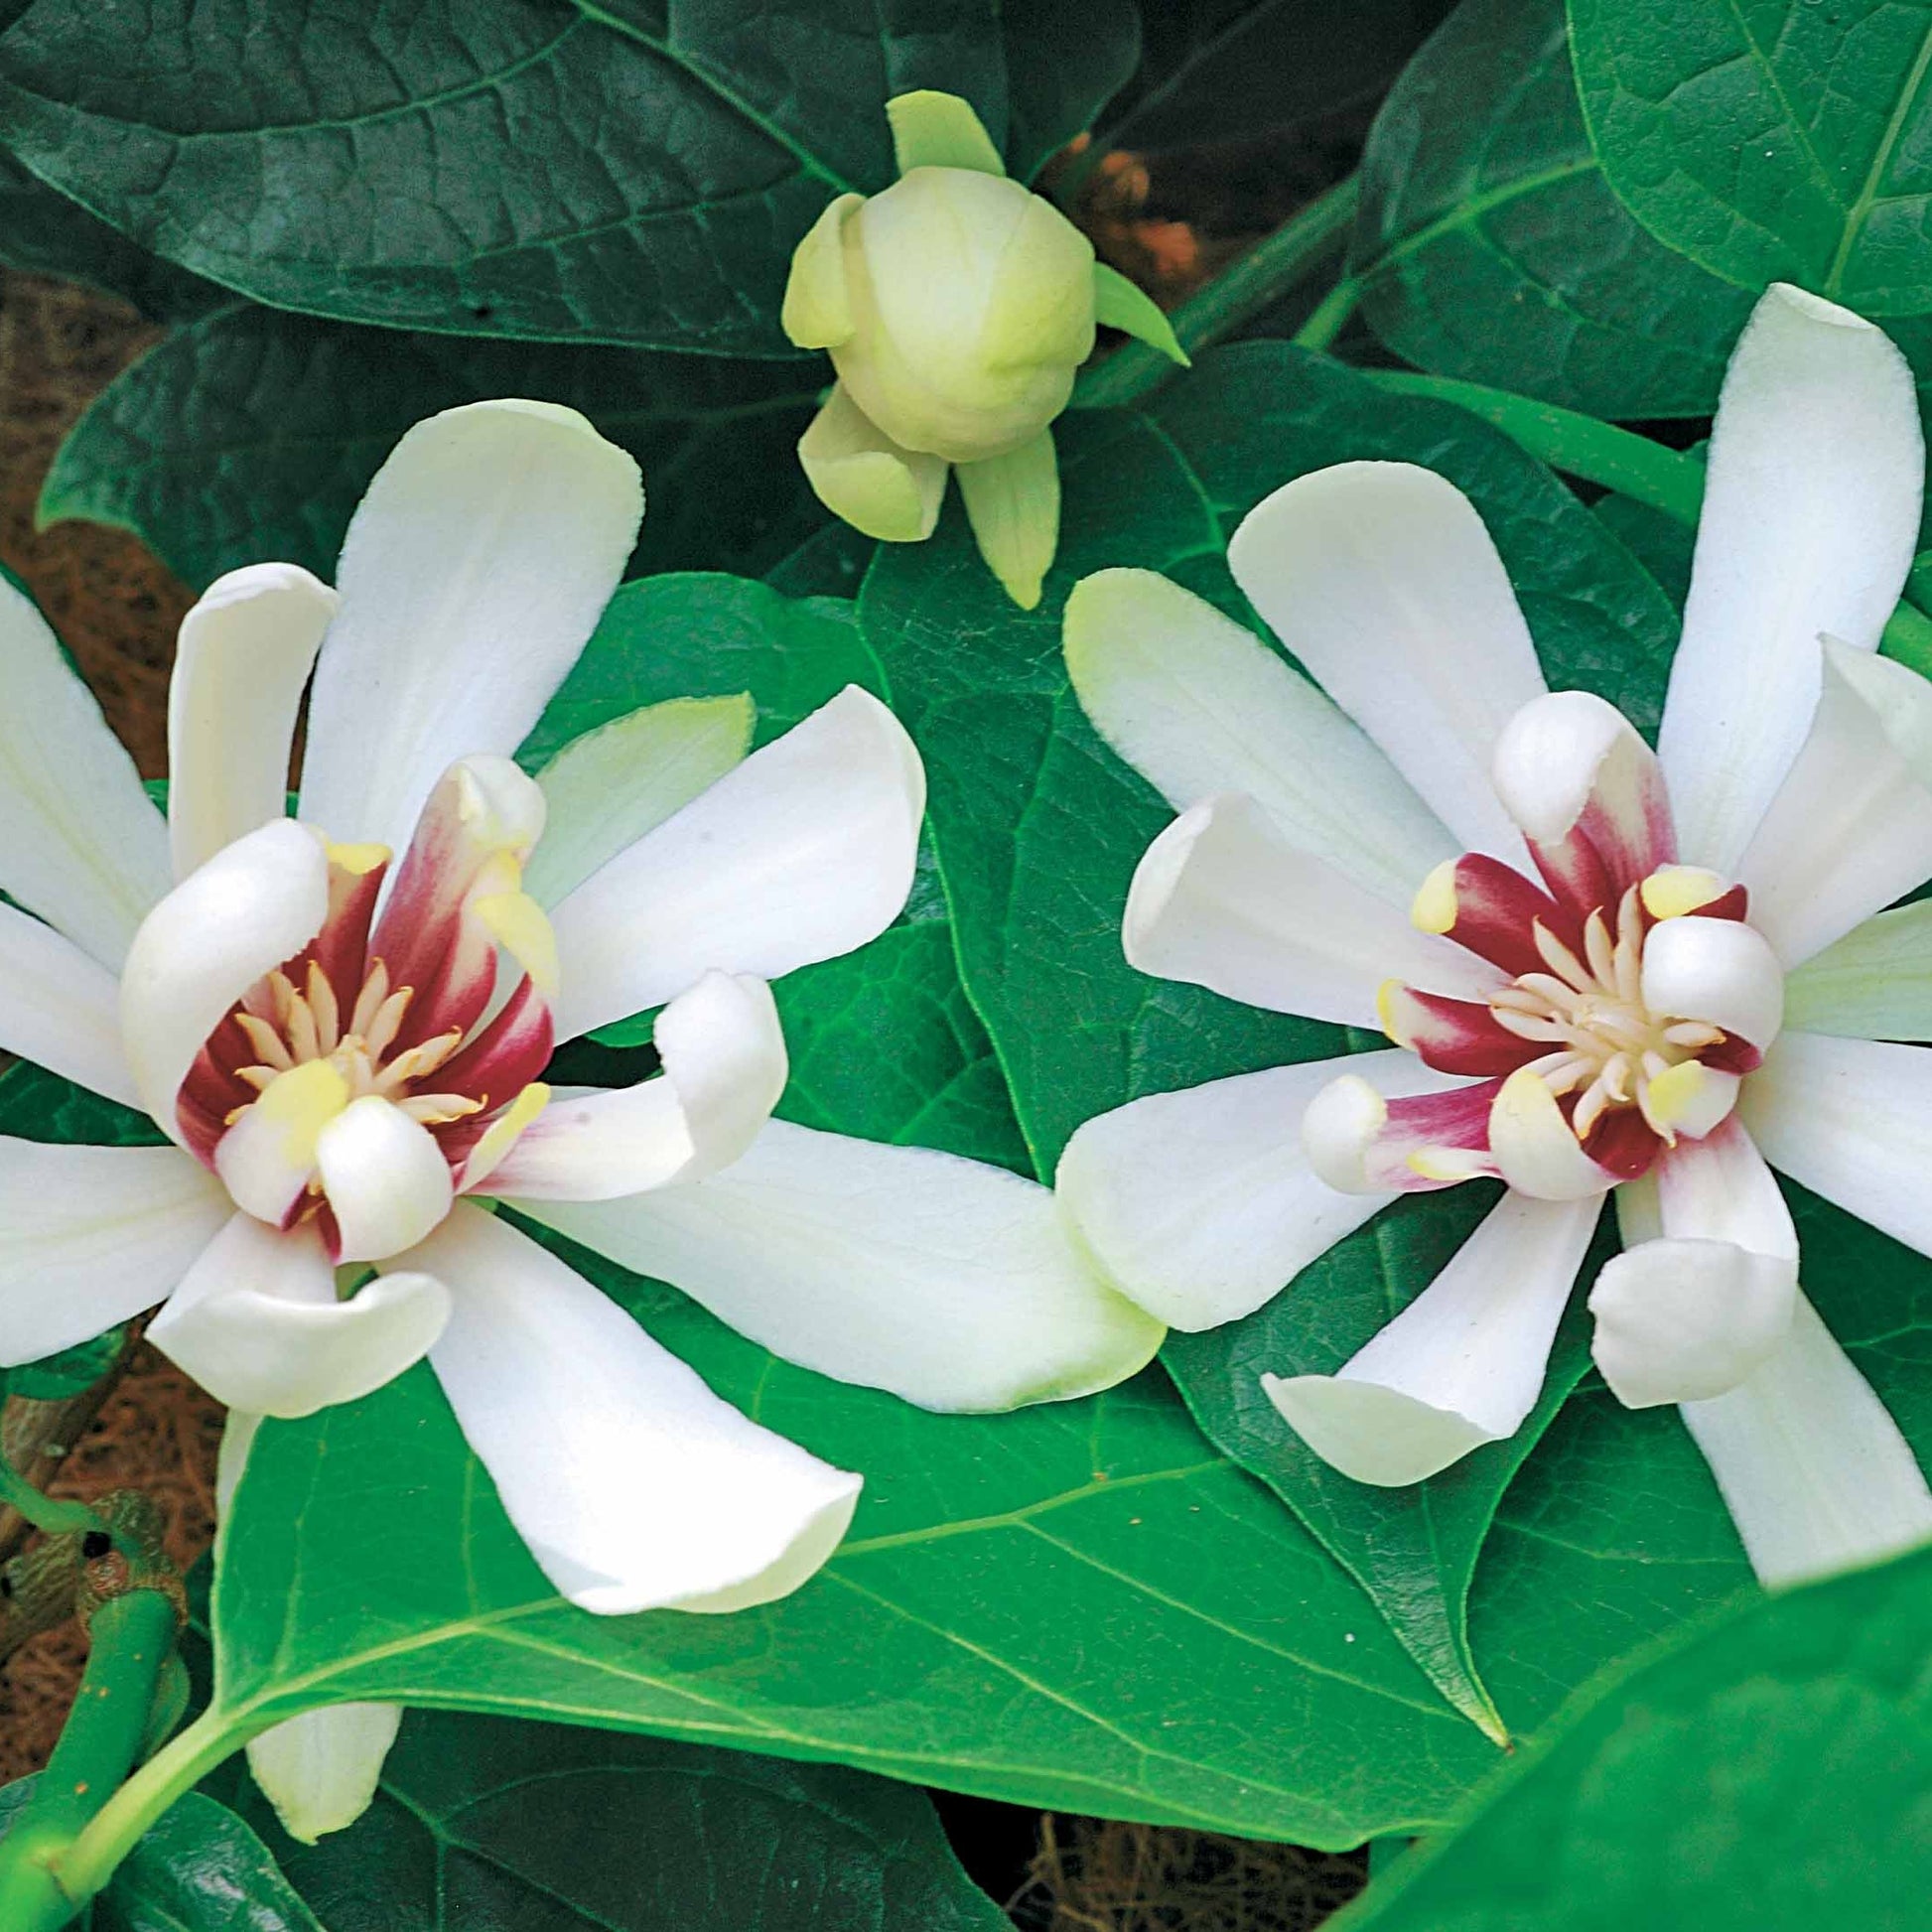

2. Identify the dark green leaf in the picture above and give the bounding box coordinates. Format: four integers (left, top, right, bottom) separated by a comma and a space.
1000, 0, 1140, 180
1352, 0, 1753, 418
97, 1794, 324, 1932
0, 0, 1122, 349
41, 306, 825, 594
1569, 0, 1932, 315
856, 341, 1680, 1735
228, 1710, 1008, 1932
1342, 1542, 1932, 1930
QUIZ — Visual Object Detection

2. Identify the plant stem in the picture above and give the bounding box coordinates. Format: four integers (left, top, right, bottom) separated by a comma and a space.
1071, 173, 1361, 410
1292, 275, 1362, 352
0, 1447, 100, 1544
0, 1589, 180, 1930
0, 1331, 139, 1563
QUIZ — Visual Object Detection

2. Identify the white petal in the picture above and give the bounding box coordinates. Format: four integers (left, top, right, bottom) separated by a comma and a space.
1226, 461, 1545, 863
523, 695, 755, 908
1737, 642, 1932, 964
1741, 1031, 1932, 1258
214, 1060, 350, 1228
483, 973, 787, 1200
0, 902, 140, 1107
120, 818, 329, 1146
1681, 1293, 1932, 1586
1660, 285, 1924, 874
0, 572, 170, 967
315, 1097, 456, 1265
549, 687, 923, 1040
1261, 1191, 1598, 1485
1588, 1239, 1796, 1408
516, 1120, 1166, 1413
1785, 899, 1932, 1039
168, 564, 340, 881
246, 1706, 402, 1846
1639, 914, 1784, 1049
1062, 567, 1450, 902
148, 1213, 450, 1419
405, 1203, 861, 1614
1488, 1065, 1619, 1200
0, 1140, 227, 1366
1122, 792, 1501, 1027
1653, 1114, 1798, 1258
298, 401, 643, 859
1053, 1050, 1449, 1331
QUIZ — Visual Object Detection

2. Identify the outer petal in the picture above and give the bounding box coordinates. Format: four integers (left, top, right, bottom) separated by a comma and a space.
523, 695, 754, 908
549, 688, 923, 1040
246, 1706, 402, 1846
797, 383, 948, 543
167, 564, 340, 881
1062, 567, 1452, 903
516, 1120, 1166, 1413
1638, 914, 1785, 1052
0, 902, 140, 1108
1261, 1191, 1599, 1485
0, 572, 170, 967
1659, 284, 1923, 875
482, 974, 787, 1200
404, 1204, 862, 1615
1681, 1294, 1932, 1587
119, 819, 330, 1147
1741, 1031, 1932, 1258
1785, 899, 1932, 1040
1123, 793, 1502, 1027
315, 1098, 457, 1265
148, 1213, 450, 1419
1736, 643, 1932, 965
1226, 461, 1545, 863
298, 401, 643, 859
1054, 1051, 1453, 1331
0, 1140, 228, 1367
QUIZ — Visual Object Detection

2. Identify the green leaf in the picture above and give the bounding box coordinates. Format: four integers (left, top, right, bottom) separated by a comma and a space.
8, 1324, 124, 1402
1569, 0, 1932, 314
1092, 264, 1188, 365
1352, 0, 1753, 418
40, 305, 826, 594
1339, 1543, 1932, 1930
0, 0, 1125, 349
224, 1709, 1009, 1931
1000, 0, 1141, 181
856, 341, 1680, 1737
97, 1794, 324, 1932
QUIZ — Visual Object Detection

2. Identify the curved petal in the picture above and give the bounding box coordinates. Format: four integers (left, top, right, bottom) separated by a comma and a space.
549, 687, 924, 1041
1488, 1066, 1622, 1200
0, 902, 140, 1108
1785, 898, 1932, 1040
482, 973, 786, 1201
315, 1098, 456, 1265
0, 1140, 228, 1367
119, 818, 330, 1147
1261, 1191, 1599, 1485
403, 1203, 861, 1615
1303, 1071, 1500, 1193
1681, 1294, 1932, 1586
1123, 792, 1502, 1027
0, 572, 170, 967
168, 564, 340, 881
1737, 643, 1932, 965
148, 1212, 450, 1418
956, 426, 1057, 611
1062, 568, 1452, 904
1639, 913, 1785, 1051
298, 401, 643, 859
246, 1706, 402, 1846
1660, 284, 1923, 875
796, 383, 948, 543
523, 695, 754, 908
1226, 461, 1545, 863
1054, 1050, 1449, 1331
515, 1120, 1166, 1413
1741, 1031, 1932, 1258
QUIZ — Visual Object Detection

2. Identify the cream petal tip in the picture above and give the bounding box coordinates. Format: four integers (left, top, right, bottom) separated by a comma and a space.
1261, 1371, 1494, 1485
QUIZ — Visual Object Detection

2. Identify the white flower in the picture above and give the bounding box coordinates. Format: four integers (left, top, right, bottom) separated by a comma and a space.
782, 89, 1182, 608
0, 398, 1165, 1623
1056, 283, 1932, 1587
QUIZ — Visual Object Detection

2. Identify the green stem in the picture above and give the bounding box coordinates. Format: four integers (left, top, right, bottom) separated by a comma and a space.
1292, 275, 1362, 352
0, 1590, 180, 1930
0, 1449, 99, 1542
1071, 173, 1361, 410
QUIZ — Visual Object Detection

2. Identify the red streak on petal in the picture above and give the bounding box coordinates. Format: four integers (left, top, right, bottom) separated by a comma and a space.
1582, 1105, 1662, 1181
1440, 855, 1581, 976
1389, 985, 1544, 1077
1701, 1034, 1763, 1077
436, 976, 554, 1109
1693, 884, 1749, 922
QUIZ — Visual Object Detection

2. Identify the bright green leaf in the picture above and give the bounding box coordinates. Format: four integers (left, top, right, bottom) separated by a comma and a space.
8, 1324, 125, 1402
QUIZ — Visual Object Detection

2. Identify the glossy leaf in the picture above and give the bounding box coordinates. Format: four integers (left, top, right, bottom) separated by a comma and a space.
1352, 0, 1752, 418
223, 1709, 1009, 1932
1570, 0, 1932, 314
97, 1794, 325, 1932
858, 340, 1679, 1731
1342, 1542, 1932, 1930
0, 0, 1128, 350
40, 305, 826, 594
